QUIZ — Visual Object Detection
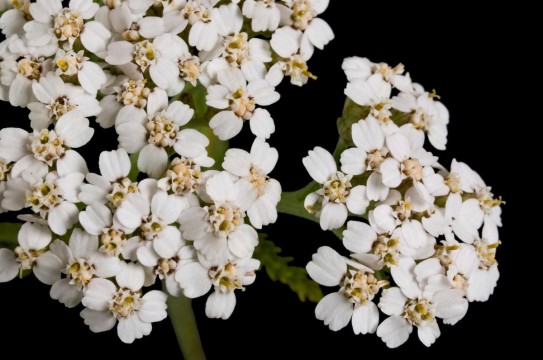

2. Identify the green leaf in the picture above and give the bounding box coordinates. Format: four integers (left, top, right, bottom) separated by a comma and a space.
254, 235, 323, 303
0, 222, 22, 249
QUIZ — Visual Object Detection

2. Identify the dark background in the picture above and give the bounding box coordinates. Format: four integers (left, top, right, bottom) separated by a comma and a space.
0, 2, 524, 358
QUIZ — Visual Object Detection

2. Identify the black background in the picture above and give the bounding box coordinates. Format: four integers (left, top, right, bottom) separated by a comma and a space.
0, 2, 524, 358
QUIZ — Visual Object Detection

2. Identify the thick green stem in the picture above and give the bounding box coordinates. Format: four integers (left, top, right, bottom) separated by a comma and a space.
167, 294, 206, 360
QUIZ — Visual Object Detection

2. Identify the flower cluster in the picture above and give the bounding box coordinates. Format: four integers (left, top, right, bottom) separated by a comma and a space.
0, 0, 333, 343
305, 56, 503, 347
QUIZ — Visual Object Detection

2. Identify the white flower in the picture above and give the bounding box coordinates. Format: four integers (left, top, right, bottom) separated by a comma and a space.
79, 203, 130, 257
0, 222, 53, 283
35, 229, 122, 308
25, 0, 110, 56
157, 156, 207, 199
306, 246, 386, 334
96, 1, 165, 39
2, 55, 53, 107
81, 263, 168, 344
0, 111, 92, 178
202, 3, 272, 82
176, 256, 260, 319
53, 48, 107, 96
79, 148, 140, 208
0, 0, 30, 37
269, 26, 315, 87
380, 125, 437, 189
342, 56, 412, 92
345, 74, 393, 125
137, 237, 186, 296
283, 0, 334, 57
115, 88, 212, 178
441, 223, 500, 302
96, 78, 151, 129
303, 147, 369, 230
222, 138, 281, 229
340, 115, 390, 201
391, 91, 449, 150
207, 67, 279, 140
2, 171, 84, 235
377, 258, 468, 348
169, 0, 220, 51
449, 160, 503, 234
179, 171, 258, 264
114, 187, 186, 260
106, 33, 186, 93
28, 72, 100, 130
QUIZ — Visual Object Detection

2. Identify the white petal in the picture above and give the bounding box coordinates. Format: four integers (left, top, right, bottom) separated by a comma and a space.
343, 221, 376, 254
380, 158, 402, 188
320, 203, 348, 230
249, 108, 275, 139
302, 146, 336, 184
18, 222, 51, 250
434, 289, 468, 325
48, 201, 79, 235
176, 262, 212, 298
50, 278, 83, 308
55, 111, 94, 148
379, 287, 407, 316
139, 290, 168, 323
81, 308, 116, 333
0, 249, 18, 283
209, 111, 243, 140
418, 322, 441, 347
138, 145, 168, 179
205, 291, 236, 320
391, 257, 421, 299
377, 316, 412, 348
82, 278, 116, 311
315, 292, 352, 331
117, 315, 152, 344
346, 185, 369, 215
306, 246, 346, 287
352, 301, 379, 335
228, 224, 258, 258
99, 148, 131, 182
340, 147, 366, 175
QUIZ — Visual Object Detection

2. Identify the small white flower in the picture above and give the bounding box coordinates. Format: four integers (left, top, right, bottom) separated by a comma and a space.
202, 3, 272, 81
37, 228, 122, 308
79, 148, 140, 208
115, 88, 212, 178
25, 0, 110, 56
28, 72, 101, 130
179, 171, 258, 264
342, 56, 412, 92
269, 26, 315, 87
222, 138, 281, 229
307, 246, 386, 334
114, 187, 186, 260
377, 258, 468, 348
81, 263, 168, 344
340, 115, 390, 201
303, 146, 369, 230
2, 55, 53, 107
53, 48, 107, 96
345, 74, 393, 125
0, 111, 92, 178
283, 0, 334, 57
0, 0, 31, 37
380, 125, 437, 189
2, 171, 84, 235
79, 203, 130, 257
0, 222, 53, 283
207, 67, 279, 140
391, 91, 449, 150
176, 256, 260, 319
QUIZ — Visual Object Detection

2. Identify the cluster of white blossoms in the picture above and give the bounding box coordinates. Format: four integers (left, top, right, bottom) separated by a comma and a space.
305, 56, 503, 347
0, 0, 333, 343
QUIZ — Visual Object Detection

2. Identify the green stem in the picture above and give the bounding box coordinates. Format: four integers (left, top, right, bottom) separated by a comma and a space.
167, 294, 206, 360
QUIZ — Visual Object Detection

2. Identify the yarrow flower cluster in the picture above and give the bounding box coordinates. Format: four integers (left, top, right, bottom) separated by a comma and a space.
304, 56, 503, 347
0, 0, 333, 344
